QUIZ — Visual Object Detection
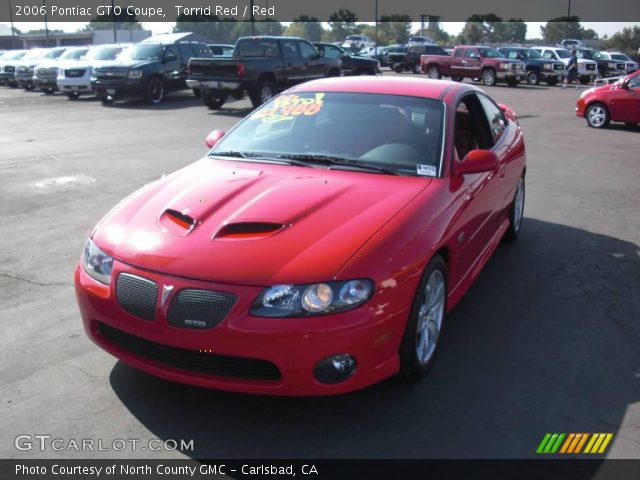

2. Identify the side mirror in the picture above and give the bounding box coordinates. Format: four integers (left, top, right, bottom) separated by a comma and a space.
456, 150, 499, 175
206, 130, 226, 149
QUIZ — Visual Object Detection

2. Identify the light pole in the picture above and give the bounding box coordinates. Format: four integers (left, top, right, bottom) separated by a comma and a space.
8, 0, 16, 49
111, 0, 118, 43
43, 0, 50, 47
250, 0, 255, 36
374, 0, 378, 48
567, 0, 571, 17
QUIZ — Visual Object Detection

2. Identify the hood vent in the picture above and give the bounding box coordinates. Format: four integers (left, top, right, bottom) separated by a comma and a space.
213, 222, 285, 240
159, 209, 196, 236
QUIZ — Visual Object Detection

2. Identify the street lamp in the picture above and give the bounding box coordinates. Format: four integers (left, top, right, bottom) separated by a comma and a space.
112, 0, 118, 43
42, 0, 50, 47
374, 0, 378, 48
8, 0, 17, 49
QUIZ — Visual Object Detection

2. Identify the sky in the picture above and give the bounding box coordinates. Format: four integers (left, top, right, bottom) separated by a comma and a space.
5, 21, 640, 40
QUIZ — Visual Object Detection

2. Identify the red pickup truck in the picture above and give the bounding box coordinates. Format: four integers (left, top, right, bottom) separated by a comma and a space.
421, 46, 525, 86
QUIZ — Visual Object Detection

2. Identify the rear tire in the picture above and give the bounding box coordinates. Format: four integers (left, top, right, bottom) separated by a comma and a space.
203, 94, 225, 110
42, 88, 55, 95
579, 76, 590, 85
399, 255, 448, 381
192, 88, 201, 98
250, 79, 275, 108
546, 77, 558, 86
393, 63, 403, 73
427, 66, 441, 79
65, 92, 79, 100
451, 75, 463, 82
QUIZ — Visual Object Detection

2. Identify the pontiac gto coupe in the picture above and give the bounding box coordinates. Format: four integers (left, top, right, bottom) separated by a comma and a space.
75, 77, 526, 395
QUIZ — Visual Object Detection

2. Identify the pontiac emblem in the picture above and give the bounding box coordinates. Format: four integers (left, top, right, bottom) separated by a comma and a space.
161, 285, 174, 307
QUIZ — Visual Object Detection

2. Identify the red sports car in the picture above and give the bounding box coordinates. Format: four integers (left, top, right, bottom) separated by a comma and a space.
75, 77, 526, 396
576, 70, 640, 128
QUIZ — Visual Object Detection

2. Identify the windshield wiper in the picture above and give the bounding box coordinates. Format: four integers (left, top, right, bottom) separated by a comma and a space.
208, 150, 312, 168
275, 153, 399, 176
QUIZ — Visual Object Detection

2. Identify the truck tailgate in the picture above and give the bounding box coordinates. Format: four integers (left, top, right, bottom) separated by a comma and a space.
189, 58, 239, 79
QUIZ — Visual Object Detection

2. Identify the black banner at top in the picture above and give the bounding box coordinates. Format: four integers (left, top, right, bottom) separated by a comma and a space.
1, 0, 639, 22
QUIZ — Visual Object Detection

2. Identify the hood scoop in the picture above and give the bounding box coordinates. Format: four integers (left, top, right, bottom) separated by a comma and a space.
159, 209, 197, 236
213, 222, 285, 240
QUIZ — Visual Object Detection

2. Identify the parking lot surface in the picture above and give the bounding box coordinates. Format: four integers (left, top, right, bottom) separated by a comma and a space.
1, 73, 639, 459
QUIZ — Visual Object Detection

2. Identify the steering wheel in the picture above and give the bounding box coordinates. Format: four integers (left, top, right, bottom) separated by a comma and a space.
387, 137, 437, 161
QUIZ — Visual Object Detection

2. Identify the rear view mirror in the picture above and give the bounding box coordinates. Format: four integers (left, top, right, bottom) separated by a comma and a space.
206, 130, 226, 149
456, 150, 499, 175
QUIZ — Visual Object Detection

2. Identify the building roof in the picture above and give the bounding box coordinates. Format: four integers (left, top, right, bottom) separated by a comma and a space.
0, 23, 15, 37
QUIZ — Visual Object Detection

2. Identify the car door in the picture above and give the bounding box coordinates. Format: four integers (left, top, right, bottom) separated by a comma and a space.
160, 45, 183, 90
610, 74, 640, 123
450, 48, 466, 76
322, 43, 351, 75
299, 40, 326, 80
447, 94, 504, 286
279, 39, 305, 86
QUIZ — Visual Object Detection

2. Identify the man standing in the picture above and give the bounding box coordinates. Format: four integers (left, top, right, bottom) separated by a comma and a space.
563, 49, 578, 89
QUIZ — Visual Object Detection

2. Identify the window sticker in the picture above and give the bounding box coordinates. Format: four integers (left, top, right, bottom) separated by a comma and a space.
250, 93, 325, 123
417, 164, 437, 176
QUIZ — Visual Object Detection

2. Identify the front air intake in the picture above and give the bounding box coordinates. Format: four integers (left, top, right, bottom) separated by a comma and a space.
213, 222, 284, 239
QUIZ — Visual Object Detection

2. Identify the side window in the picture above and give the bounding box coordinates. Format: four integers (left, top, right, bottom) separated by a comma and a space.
324, 45, 342, 59
164, 45, 179, 62
454, 95, 493, 160
542, 51, 554, 60
281, 40, 301, 59
454, 49, 465, 58
177, 44, 195, 61
465, 49, 479, 59
299, 41, 318, 60
477, 93, 506, 144
629, 76, 640, 88
507, 50, 519, 59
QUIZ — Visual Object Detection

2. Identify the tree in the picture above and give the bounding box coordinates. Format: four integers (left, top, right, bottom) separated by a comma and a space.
288, 15, 324, 42
424, 26, 451, 45
540, 17, 597, 45
379, 14, 411, 45
230, 20, 283, 40
26, 29, 64, 34
327, 9, 358, 42
604, 26, 640, 55
458, 15, 527, 44
83, 12, 143, 31
173, 14, 237, 43
494, 19, 527, 43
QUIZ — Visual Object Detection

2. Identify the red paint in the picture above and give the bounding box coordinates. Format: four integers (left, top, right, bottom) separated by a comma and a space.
576, 70, 640, 125
75, 77, 527, 395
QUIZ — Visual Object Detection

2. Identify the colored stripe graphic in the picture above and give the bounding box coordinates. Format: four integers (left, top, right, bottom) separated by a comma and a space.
538, 433, 614, 454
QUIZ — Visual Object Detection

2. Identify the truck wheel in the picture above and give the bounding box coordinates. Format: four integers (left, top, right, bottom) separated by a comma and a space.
412, 64, 421, 74
203, 94, 225, 110
192, 88, 201, 98
143, 77, 165, 104
546, 77, 558, 86
525, 70, 540, 85
579, 76, 590, 85
250, 80, 275, 108
66, 92, 79, 100
451, 75, 463, 82
393, 63, 403, 73
482, 69, 497, 86
427, 66, 441, 79
506, 78, 519, 87
42, 88, 55, 95
328, 69, 340, 77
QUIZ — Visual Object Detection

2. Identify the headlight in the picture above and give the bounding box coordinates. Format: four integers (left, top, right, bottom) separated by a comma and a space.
608, 62, 616, 69
81, 238, 114, 285
251, 279, 373, 317
499, 63, 510, 70
127, 69, 143, 80
543, 63, 552, 70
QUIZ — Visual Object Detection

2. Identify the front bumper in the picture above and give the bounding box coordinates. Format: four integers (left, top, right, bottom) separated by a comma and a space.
496, 70, 522, 81
58, 76, 93, 95
15, 74, 34, 87
33, 76, 58, 90
75, 262, 406, 396
0, 72, 17, 84
92, 81, 145, 100
575, 97, 587, 118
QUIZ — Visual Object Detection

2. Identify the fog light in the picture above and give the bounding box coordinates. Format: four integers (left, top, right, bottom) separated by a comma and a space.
314, 354, 357, 384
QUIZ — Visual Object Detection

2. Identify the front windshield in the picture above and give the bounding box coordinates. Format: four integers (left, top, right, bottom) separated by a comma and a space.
22, 49, 46, 60
119, 44, 162, 61
3, 51, 26, 60
210, 92, 445, 177
479, 48, 504, 58
86, 46, 123, 61
556, 50, 570, 59
43, 49, 66, 59
526, 49, 542, 59
611, 54, 630, 61
576, 49, 593, 59
60, 48, 88, 60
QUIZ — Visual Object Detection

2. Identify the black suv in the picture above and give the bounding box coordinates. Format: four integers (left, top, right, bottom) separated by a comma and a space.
405, 44, 446, 73
92, 41, 213, 104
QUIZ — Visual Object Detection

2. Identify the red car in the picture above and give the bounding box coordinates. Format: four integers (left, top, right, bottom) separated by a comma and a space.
576, 70, 640, 128
75, 77, 527, 396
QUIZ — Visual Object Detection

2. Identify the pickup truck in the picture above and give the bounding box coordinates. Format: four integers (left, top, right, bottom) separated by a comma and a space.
498, 46, 565, 85
187, 36, 341, 110
421, 45, 525, 86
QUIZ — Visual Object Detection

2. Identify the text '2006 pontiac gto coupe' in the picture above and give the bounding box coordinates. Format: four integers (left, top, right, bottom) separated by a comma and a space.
75, 77, 526, 396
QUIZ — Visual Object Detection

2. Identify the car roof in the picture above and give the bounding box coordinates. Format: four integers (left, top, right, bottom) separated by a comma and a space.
288, 76, 477, 99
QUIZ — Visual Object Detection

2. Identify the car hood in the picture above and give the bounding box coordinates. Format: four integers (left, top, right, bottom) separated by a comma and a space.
92, 158, 431, 285
95, 59, 158, 69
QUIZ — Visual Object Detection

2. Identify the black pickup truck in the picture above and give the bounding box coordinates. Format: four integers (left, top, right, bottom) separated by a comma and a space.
187, 36, 341, 110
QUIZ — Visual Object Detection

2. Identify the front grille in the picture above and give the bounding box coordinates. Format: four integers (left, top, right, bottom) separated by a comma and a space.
35, 67, 57, 78
553, 63, 564, 71
115, 273, 158, 321
16, 66, 33, 75
585, 64, 596, 71
616, 63, 625, 70
97, 322, 282, 380
168, 289, 237, 330
95, 69, 128, 82
511, 63, 524, 72
4, 65, 15, 73
65, 68, 86, 78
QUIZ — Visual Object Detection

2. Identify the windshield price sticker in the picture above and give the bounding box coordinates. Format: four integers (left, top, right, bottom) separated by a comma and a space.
417, 164, 437, 176
251, 93, 325, 123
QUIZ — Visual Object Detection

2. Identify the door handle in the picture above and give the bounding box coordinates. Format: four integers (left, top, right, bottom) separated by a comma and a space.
499, 165, 506, 178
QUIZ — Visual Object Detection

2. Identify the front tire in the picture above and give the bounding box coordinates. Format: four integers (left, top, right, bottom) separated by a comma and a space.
586, 102, 610, 128
203, 94, 225, 110
412, 64, 421, 74
482, 69, 497, 86
505, 175, 525, 242
143, 77, 164, 105
546, 77, 558, 86
525, 70, 540, 85
250, 79, 275, 108
451, 75, 463, 82
427, 66, 441, 79
399, 255, 447, 381
192, 88, 201, 98
65, 92, 79, 100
